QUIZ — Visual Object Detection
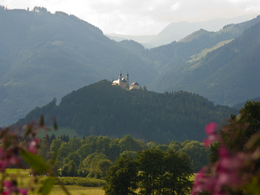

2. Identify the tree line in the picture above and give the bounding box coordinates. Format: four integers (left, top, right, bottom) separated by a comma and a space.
104, 149, 193, 195
36, 134, 209, 178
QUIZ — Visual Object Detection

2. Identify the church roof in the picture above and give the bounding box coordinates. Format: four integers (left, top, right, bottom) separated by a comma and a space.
112, 80, 119, 84
130, 82, 140, 86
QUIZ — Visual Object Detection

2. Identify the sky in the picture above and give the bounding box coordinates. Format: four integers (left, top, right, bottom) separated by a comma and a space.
0, 0, 260, 35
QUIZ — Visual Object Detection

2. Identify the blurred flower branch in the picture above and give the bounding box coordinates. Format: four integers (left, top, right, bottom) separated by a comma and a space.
192, 101, 260, 195
0, 116, 70, 195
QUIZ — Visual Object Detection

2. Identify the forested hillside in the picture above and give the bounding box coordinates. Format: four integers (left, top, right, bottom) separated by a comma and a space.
18, 80, 237, 143
0, 6, 156, 126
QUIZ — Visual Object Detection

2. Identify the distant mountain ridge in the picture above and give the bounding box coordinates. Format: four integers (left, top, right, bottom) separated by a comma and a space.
120, 15, 260, 75
117, 16, 260, 106
150, 21, 260, 106
105, 33, 155, 44
107, 15, 258, 48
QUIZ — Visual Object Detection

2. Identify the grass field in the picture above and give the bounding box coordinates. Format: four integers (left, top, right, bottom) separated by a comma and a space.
49, 186, 104, 195
3, 169, 31, 188
2, 169, 195, 195
2, 169, 105, 195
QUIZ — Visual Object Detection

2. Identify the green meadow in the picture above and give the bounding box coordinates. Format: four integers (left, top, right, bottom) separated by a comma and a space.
2, 169, 195, 195
49, 186, 104, 195
2, 169, 106, 195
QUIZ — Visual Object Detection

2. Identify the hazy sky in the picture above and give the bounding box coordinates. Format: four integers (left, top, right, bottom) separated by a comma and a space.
0, 0, 259, 35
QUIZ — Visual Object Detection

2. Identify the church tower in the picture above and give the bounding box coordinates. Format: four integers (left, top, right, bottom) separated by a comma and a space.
118, 72, 122, 87
126, 73, 129, 88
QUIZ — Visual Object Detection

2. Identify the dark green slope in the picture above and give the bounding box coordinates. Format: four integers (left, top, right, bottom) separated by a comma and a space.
0, 7, 156, 126
18, 80, 237, 143
164, 22, 260, 106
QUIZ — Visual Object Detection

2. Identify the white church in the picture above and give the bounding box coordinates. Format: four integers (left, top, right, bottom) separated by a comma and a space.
112, 73, 141, 90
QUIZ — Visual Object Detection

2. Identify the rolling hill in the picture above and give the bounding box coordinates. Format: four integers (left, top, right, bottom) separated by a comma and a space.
17, 80, 237, 143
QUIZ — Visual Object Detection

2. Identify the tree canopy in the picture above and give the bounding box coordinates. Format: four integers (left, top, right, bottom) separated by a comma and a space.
104, 149, 193, 195
18, 80, 236, 143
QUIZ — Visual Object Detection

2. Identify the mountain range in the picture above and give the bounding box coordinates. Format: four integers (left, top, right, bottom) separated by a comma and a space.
0, 6, 259, 127
106, 14, 258, 48
147, 18, 260, 106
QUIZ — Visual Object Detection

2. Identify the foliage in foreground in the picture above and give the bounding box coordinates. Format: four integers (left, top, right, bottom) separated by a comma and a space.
192, 101, 260, 195
0, 117, 70, 195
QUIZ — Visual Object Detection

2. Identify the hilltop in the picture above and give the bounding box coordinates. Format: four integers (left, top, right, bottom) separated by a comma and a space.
18, 80, 237, 143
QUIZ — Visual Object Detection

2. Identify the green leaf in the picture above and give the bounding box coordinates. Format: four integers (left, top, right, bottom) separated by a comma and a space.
20, 149, 49, 174
245, 177, 260, 195
245, 134, 260, 150
40, 177, 55, 195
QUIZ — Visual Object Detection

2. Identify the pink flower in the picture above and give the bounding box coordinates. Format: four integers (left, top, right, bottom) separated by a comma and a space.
192, 168, 208, 195
0, 159, 8, 172
4, 181, 12, 188
204, 134, 222, 147
2, 191, 9, 195
28, 139, 40, 154
203, 122, 222, 147
218, 147, 229, 158
4, 180, 18, 195
205, 122, 217, 135
203, 138, 211, 147
8, 156, 20, 165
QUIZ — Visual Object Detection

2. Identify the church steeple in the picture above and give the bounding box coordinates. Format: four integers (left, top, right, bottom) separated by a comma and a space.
119, 72, 122, 86
126, 72, 129, 88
